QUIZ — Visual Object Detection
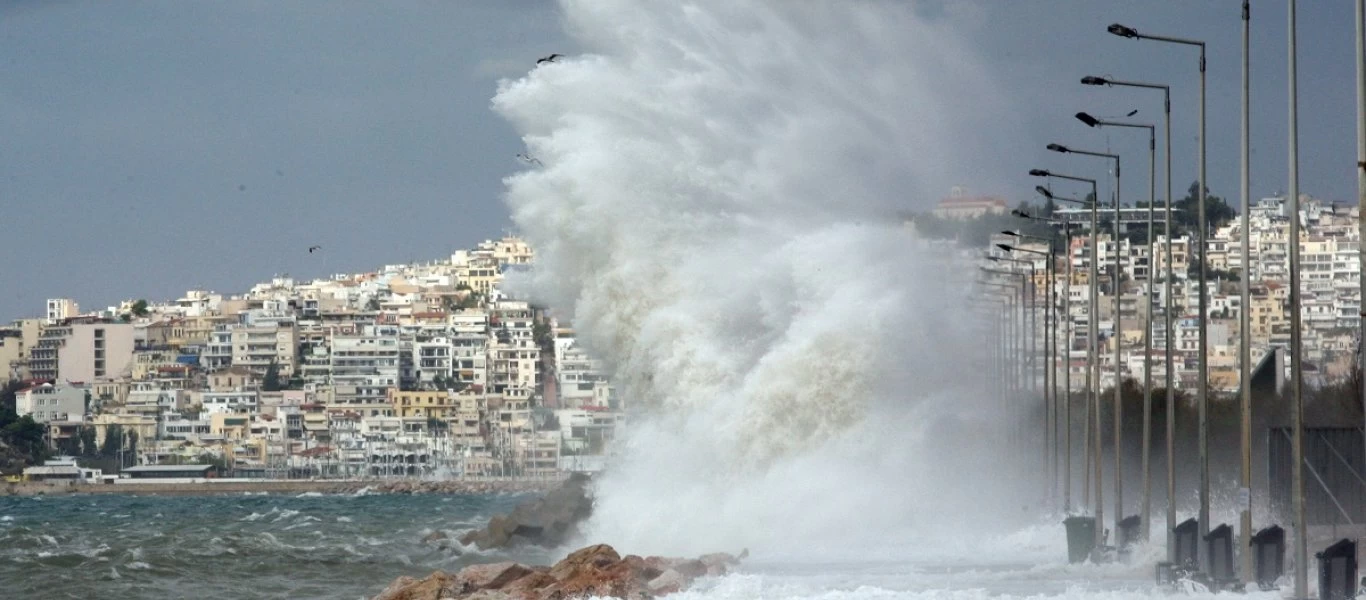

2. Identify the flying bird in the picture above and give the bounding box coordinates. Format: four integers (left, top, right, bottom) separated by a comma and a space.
308, 245, 322, 253
536, 53, 563, 65
516, 153, 543, 166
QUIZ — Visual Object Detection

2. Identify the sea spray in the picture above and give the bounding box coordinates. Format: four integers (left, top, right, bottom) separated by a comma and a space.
494, 0, 1033, 556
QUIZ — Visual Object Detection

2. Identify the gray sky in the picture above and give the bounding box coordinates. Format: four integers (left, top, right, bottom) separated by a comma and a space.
1, 1, 1359, 321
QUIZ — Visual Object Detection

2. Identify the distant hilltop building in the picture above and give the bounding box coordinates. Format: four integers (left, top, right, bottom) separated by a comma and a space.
931, 186, 1007, 220
46, 298, 79, 324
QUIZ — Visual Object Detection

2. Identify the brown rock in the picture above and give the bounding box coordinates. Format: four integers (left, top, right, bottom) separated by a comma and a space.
548, 543, 622, 580
499, 570, 557, 598
647, 569, 687, 596
372, 571, 458, 600
372, 542, 736, 600
668, 559, 708, 579
455, 562, 536, 592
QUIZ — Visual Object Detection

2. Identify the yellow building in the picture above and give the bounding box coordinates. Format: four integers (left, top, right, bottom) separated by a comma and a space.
89, 413, 158, 448
388, 389, 457, 419
210, 413, 251, 440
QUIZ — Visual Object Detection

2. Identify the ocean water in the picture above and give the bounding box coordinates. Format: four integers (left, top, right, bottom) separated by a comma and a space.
0, 492, 1291, 600
0, 492, 547, 600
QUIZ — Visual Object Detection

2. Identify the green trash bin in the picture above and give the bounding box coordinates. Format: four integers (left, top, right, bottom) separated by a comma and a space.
1063, 516, 1097, 564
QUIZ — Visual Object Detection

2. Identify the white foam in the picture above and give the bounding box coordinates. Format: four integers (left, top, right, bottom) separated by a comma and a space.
495, 0, 1035, 558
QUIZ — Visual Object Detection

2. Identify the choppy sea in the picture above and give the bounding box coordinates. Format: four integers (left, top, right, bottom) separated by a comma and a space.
0, 492, 1291, 600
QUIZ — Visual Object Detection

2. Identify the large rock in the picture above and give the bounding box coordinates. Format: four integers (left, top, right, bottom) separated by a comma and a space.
372, 571, 459, 600
460, 473, 593, 550
372, 543, 743, 600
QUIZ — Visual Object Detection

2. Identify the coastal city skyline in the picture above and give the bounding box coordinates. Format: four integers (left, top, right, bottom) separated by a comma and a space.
6, 2, 1366, 322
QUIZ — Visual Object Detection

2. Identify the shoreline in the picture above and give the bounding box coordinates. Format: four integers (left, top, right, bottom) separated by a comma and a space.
1, 477, 567, 497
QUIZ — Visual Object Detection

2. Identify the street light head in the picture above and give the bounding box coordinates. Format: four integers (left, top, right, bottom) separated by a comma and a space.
996, 243, 1014, 253
1046, 143, 1070, 153
1000, 230, 1020, 237
1075, 112, 1101, 128
1034, 185, 1053, 199
1080, 75, 1109, 86
1028, 168, 1050, 177
1011, 209, 1032, 219
985, 256, 999, 262
1107, 23, 1139, 38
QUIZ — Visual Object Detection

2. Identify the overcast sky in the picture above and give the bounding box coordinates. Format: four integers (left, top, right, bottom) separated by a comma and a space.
1, 1, 1360, 321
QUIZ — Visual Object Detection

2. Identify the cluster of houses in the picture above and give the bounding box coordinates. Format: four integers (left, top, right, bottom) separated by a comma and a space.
959, 193, 1365, 391
2, 237, 621, 480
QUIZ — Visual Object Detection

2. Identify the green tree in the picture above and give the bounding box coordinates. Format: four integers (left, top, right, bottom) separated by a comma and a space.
2, 415, 47, 463
57, 435, 81, 457
79, 426, 97, 457
1173, 181, 1235, 237
130, 299, 149, 317
101, 425, 124, 457
262, 361, 283, 392
365, 297, 381, 311
127, 430, 139, 464
0, 379, 22, 416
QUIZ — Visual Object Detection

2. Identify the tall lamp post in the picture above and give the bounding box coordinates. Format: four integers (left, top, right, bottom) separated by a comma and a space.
1239, 0, 1254, 584
1047, 142, 1127, 539
1076, 112, 1158, 541
994, 250, 1046, 486
1105, 23, 1212, 567
1288, 2, 1307, 597
1001, 235, 1057, 502
1031, 169, 1101, 546
1080, 74, 1178, 560
985, 264, 1034, 455
1020, 201, 1082, 512
990, 255, 1039, 401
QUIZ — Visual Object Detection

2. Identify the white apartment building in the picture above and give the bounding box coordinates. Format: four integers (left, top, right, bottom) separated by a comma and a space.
15, 382, 86, 423
329, 331, 400, 407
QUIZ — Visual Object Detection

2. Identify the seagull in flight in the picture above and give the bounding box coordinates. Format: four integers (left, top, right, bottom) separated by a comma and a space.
516, 153, 543, 166
536, 53, 563, 65
308, 245, 322, 253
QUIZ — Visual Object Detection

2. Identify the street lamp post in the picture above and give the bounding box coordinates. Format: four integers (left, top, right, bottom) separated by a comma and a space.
1048, 143, 1125, 539
1106, 23, 1212, 568
1239, 0, 1254, 585
1081, 73, 1178, 561
982, 273, 1029, 448
1001, 235, 1057, 502
983, 268, 1031, 385
1288, 2, 1307, 597
1076, 112, 1157, 541
1032, 169, 1100, 546
1021, 201, 1081, 512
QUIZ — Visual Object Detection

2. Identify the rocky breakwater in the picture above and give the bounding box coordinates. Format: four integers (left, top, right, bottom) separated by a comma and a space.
374, 543, 745, 600
458, 473, 593, 549
368, 478, 561, 495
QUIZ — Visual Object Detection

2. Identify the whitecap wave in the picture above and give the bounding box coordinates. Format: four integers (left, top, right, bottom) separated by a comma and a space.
495, 0, 1034, 557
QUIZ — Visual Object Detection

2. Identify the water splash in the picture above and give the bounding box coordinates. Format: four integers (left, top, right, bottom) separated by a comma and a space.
495, 0, 1030, 556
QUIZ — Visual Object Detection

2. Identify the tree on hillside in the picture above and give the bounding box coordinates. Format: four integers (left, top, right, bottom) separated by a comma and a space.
78, 426, 97, 457
1173, 181, 1235, 236
262, 361, 283, 392
101, 425, 124, 457
0, 380, 21, 415
1, 415, 47, 463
